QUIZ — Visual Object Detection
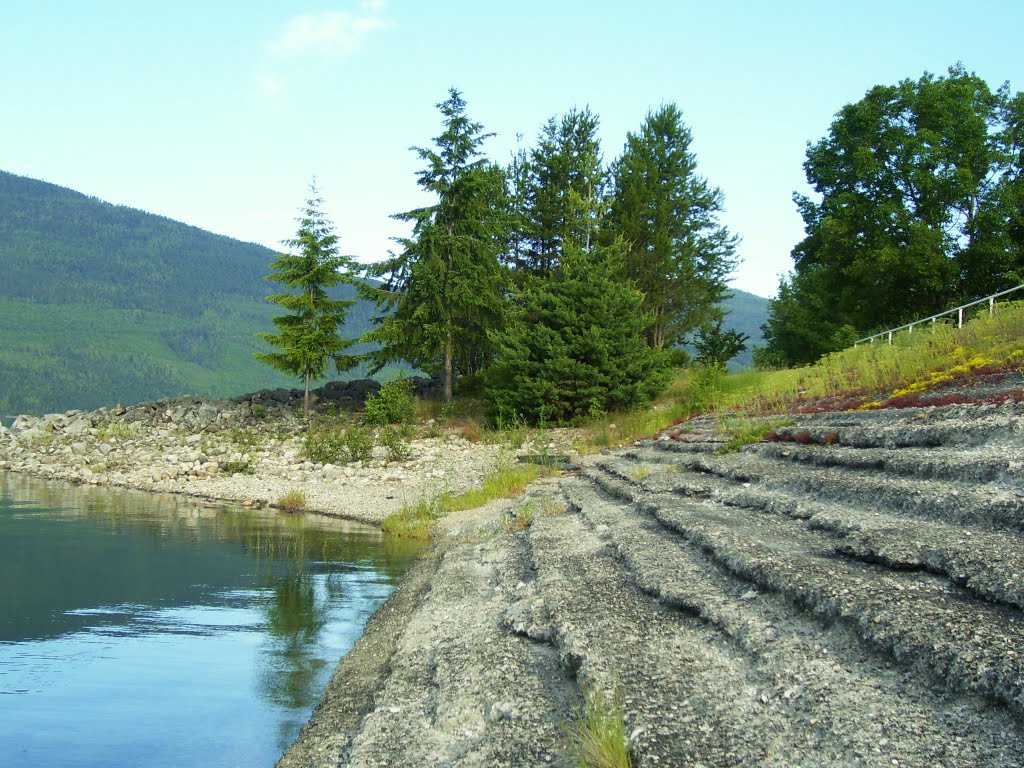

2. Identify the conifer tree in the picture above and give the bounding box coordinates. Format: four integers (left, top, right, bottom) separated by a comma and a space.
608, 104, 738, 349
256, 183, 357, 417
486, 242, 671, 425
364, 89, 508, 401
519, 107, 606, 277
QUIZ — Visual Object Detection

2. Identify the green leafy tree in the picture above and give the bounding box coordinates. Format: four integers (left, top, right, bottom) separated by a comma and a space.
607, 103, 738, 349
486, 242, 671, 425
256, 184, 357, 416
363, 89, 508, 402
764, 65, 1024, 364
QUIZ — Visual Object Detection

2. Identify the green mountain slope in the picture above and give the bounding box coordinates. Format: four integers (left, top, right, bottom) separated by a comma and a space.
720, 288, 769, 369
0, 171, 374, 418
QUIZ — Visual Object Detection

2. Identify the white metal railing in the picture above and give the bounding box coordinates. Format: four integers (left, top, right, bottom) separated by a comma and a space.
854, 283, 1024, 346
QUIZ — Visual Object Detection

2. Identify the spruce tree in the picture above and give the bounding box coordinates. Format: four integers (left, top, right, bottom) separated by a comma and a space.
256, 183, 357, 417
608, 104, 738, 349
486, 242, 671, 425
363, 89, 508, 401
519, 107, 606, 277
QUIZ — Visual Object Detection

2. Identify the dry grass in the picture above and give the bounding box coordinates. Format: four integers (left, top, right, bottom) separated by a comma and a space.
275, 490, 307, 513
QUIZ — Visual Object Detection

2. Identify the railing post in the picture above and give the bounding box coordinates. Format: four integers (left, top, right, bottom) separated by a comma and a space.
888, 331, 893, 345
958, 307, 963, 328
990, 297, 995, 316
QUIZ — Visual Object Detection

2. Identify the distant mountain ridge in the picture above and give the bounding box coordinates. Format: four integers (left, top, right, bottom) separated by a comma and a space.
0, 170, 767, 417
0, 170, 376, 417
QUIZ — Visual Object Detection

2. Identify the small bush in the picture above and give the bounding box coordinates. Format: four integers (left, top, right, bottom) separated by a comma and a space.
303, 422, 348, 464
379, 424, 412, 462
343, 425, 375, 463
229, 428, 262, 451
221, 459, 255, 475
252, 404, 269, 419
276, 490, 307, 512
365, 377, 418, 426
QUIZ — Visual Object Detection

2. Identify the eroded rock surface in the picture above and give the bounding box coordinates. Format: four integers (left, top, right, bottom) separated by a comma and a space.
283, 401, 1024, 767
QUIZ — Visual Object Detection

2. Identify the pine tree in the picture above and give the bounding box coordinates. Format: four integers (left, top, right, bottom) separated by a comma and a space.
256, 183, 357, 417
363, 89, 508, 401
608, 104, 738, 349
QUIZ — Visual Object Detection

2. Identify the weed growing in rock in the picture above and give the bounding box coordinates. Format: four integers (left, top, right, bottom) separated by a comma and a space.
382, 498, 440, 540
564, 687, 632, 768
503, 502, 535, 533
252, 404, 269, 419
630, 466, 652, 481
715, 418, 794, 454
276, 490, 307, 512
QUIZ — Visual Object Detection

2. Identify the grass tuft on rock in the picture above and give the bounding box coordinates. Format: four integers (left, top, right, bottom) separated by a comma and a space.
565, 688, 632, 768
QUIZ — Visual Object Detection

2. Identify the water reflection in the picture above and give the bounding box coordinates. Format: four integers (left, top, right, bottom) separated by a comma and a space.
0, 472, 426, 768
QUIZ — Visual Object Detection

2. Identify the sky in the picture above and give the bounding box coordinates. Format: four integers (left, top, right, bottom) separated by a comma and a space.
3, 0, 1023, 298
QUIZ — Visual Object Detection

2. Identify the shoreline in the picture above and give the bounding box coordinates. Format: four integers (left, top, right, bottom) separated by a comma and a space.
6, 393, 1024, 766
0, 393, 575, 527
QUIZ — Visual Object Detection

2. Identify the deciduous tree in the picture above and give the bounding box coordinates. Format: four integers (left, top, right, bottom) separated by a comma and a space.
763, 65, 1023, 365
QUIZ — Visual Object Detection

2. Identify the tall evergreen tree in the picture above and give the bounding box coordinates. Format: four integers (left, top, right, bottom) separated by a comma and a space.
519, 107, 606, 277
607, 104, 738, 349
363, 89, 508, 401
256, 183, 357, 417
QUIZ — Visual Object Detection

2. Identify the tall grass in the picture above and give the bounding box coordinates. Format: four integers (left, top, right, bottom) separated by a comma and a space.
565, 688, 632, 768
695, 301, 1024, 416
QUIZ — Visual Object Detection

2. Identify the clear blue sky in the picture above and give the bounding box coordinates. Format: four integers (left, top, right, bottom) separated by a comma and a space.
3, 1, 1022, 297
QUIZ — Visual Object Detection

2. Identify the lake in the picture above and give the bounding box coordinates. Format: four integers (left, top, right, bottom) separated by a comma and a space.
0, 472, 425, 767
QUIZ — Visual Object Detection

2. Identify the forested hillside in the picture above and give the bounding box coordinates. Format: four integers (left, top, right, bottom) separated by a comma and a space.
0, 171, 375, 417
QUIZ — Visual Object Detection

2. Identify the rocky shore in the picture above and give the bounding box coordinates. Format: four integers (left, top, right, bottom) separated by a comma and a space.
0, 386, 542, 524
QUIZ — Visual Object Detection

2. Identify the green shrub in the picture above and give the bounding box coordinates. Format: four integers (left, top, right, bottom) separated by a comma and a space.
303, 422, 348, 464
229, 427, 262, 450
343, 425, 374, 463
379, 424, 412, 462
221, 459, 255, 475
364, 376, 418, 426
252, 404, 269, 419
486, 245, 671, 425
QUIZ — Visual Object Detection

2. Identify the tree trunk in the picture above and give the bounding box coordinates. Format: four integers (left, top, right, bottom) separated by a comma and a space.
442, 335, 454, 402
304, 371, 311, 419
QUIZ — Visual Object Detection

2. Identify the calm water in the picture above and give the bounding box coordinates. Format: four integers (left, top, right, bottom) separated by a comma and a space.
0, 472, 425, 768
